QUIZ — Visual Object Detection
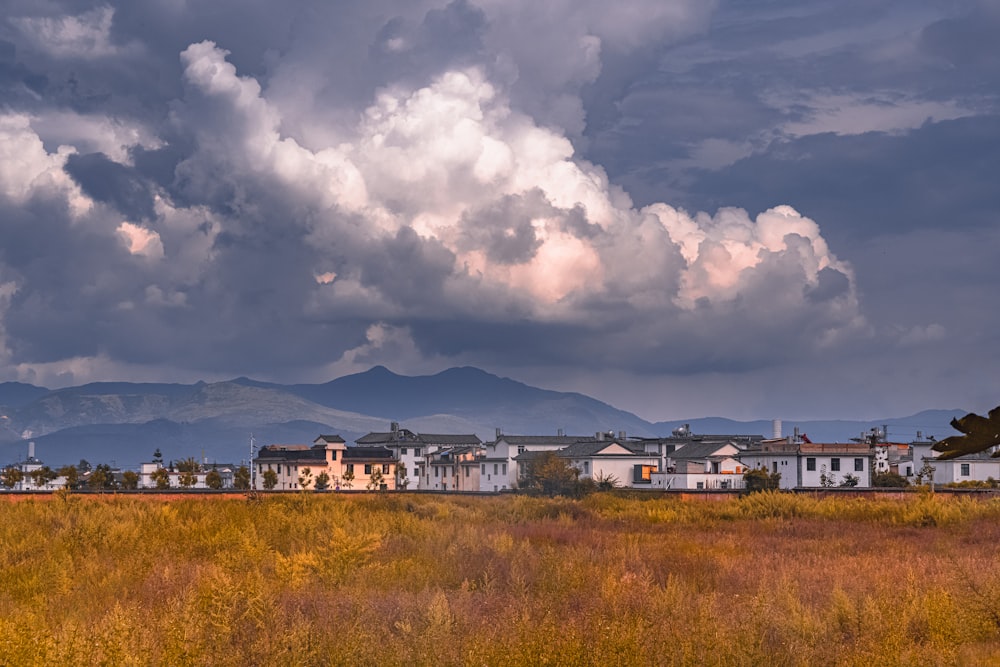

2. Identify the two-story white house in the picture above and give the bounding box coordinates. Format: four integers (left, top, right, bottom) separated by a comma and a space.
481, 432, 589, 492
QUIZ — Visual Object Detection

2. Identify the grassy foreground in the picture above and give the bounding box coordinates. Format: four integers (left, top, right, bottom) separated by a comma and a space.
1, 491, 1000, 666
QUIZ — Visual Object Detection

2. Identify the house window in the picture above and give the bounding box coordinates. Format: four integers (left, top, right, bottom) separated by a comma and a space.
414, 448, 421, 456
517, 445, 526, 454
854, 458, 864, 472
364, 464, 372, 475
346, 464, 354, 474
481, 464, 486, 474
401, 448, 407, 456
382, 464, 390, 474
465, 467, 469, 477
493, 463, 498, 474
806, 458, 816, 471
831, 458, 841, 472
772, 462, 778, 473
331, 450, 337, 460
583, 461, 589, 474
502, 463, 507, 475
434, 467, 439, 478
961, 463, 970, 476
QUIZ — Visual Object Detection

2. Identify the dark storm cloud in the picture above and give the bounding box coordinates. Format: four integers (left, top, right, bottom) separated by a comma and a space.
64, 152, 156, 221
0, 0, 994, 421
679, 116, 1000, 244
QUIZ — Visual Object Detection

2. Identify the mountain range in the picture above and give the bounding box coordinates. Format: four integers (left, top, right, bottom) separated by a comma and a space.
0, 366, 964, 469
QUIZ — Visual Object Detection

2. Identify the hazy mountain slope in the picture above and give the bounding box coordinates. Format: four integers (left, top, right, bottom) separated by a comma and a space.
0, 418, 353, 470
0, 382, 51, 409
276, 366, 655, 436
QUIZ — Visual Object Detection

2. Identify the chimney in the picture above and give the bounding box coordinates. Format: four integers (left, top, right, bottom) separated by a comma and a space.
596, 431, 604, 441
28, 441, 35, 460
772, 419, 782, 439
793, 427, 800, 442
618, 431, 626, 440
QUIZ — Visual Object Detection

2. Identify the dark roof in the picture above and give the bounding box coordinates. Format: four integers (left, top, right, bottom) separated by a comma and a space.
669, 442, 740, 461
558, 441, 648, 458
356, 429, 419, 445
419, 434, 482, 445
255, 445, 327, 463
497, 435, 595, 446
314, 434, 345, 443
343, 446, 397, 461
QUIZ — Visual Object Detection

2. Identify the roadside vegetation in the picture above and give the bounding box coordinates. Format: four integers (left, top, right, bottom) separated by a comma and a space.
1, 492, 999, 665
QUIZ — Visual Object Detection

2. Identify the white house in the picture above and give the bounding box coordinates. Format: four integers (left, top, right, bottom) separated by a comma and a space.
651, 441, 746, 490
355, 425, 481, 489
481, 433, 587, 492
740, 440, 874, 488
557, 439, 660, 488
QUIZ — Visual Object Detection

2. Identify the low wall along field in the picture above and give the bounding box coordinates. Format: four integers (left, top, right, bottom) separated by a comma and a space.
1, 491, 999, 665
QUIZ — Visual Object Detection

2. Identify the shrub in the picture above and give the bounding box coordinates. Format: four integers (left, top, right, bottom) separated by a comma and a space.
743, 466, 781, 493
873, 471, 910, 487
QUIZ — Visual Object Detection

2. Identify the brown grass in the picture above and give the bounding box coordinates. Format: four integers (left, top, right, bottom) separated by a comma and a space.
1, 491, 999, 665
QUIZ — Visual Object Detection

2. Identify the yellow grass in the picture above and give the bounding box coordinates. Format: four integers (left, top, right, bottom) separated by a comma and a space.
1, 491, 999, 665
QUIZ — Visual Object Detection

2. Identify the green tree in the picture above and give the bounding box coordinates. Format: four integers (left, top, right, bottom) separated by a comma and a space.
57, 465, 79, 489
121, 470, 139, 489
839, 473, 860, 487
177, 469, 198, 488
262, 468, 278, 490
176, 457, 200, 473
342, 468, 355, 489
520, 451, 583, 497
1, 466, 23, 489
205, 469, 223, 490
151, 467, 171, 490
29, 466, 58, 489
152, 448, 163, 464
88, 465, 110, 490
314, 471, 330, 491
743, 466, 781, 493
234, 466, 251, 490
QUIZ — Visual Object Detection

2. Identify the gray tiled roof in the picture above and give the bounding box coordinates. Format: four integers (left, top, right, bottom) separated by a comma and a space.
557, 441, 648, 458
669, 442, 739, 461
343, 446, 397, 461
498, 435, 595, 446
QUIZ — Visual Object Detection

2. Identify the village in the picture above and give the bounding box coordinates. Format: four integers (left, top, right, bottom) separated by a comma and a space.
3, 420, 995, 493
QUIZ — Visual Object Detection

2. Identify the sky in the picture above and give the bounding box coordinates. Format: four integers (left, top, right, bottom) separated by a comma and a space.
0, 0, 997, 423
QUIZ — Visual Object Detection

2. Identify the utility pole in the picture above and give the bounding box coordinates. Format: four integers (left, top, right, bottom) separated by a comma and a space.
249, 433, 257, 491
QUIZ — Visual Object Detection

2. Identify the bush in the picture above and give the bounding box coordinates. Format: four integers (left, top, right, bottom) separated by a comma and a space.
743, 467, 781, 493
873, 471, 910, 487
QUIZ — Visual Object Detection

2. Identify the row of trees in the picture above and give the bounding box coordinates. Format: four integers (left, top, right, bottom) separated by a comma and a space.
0, 462, 130, 491
0, 455, 253, 491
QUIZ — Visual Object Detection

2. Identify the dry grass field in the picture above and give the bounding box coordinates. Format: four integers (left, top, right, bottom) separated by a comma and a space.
1, 491, 999, 666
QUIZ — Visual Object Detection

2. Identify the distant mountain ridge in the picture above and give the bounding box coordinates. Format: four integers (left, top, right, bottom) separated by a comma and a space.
0, 367, 965, 469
